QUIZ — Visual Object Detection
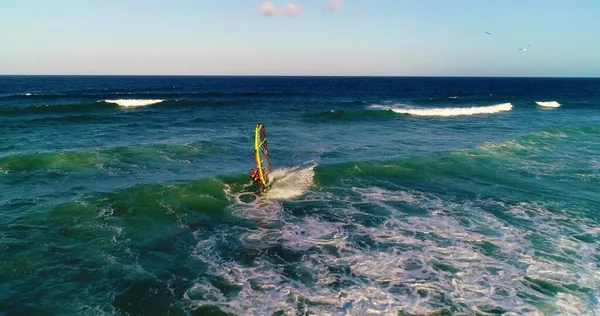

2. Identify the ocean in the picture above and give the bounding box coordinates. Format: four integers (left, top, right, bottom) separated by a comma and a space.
1, 76, 599, 315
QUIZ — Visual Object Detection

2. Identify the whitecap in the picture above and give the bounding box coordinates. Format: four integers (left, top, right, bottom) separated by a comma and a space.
104, 99, 164, 107
370, 103, 513, 117
536, 101, 561, 108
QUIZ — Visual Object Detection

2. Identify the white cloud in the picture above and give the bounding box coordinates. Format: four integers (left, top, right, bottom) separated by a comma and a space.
326, 0, 342, 12
283, 3, 303, 18
258, 1, 303, 18
259, 1, 277, 16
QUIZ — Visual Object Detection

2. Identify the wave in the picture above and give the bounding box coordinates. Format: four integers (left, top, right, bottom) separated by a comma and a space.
224, 165, 316, 224
313, 124, 600, 188
0, 92, 36, 99
536, 101, 561, 108
266, 165, 316, 200
0, 102, 115, 116
302, 109, 397, 121
158, 99, 243, 108
0, 99, 253, 116
26, 114, 118, 124
0, 141, 221, 175
370, 103, 513, 117
227, 166, 316, 202
104, 99, 164, 108
0, 92, 99, 101
340, 100, 368, 105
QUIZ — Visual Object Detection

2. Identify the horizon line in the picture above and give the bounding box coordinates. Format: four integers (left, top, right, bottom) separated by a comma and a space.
1, 74, 599, 79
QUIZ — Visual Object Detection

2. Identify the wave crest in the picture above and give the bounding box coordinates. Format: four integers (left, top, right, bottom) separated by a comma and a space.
370, 103, 513, 117
536, 101, 561, 108
104, 99, 164, 107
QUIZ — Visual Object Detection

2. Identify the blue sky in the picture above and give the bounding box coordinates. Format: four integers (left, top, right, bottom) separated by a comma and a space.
1, 0, 599, 76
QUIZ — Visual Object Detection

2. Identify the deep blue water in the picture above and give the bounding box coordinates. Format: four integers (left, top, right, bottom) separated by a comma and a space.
1, 76, 599, 315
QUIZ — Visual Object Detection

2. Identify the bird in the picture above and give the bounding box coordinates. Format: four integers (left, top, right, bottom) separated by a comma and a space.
485, 31, 491, 36
519, 45, 531, 52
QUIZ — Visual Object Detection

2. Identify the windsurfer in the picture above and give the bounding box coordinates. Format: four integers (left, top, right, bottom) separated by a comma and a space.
250, 168, 262, 186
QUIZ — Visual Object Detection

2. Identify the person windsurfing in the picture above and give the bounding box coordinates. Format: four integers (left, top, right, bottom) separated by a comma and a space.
252, 122, 271, 193
250, 168, 262, 186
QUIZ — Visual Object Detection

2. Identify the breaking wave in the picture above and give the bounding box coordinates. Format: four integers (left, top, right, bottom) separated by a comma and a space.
370, 103, 513, 117
265, 165, 315, 200
225, 165, 316, 224
536, 101, 561, 108
104, 99, 164, 108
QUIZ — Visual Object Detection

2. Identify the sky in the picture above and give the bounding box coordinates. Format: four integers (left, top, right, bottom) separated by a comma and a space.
1, 0, 599, 76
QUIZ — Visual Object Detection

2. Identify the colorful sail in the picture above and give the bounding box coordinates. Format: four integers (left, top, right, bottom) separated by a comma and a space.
254, 122, 271, 191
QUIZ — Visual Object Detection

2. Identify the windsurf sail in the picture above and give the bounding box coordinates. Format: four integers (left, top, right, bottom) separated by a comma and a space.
254, 122, 271, 192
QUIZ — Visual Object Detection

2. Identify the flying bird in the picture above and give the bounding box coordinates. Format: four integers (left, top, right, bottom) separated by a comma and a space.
485, 31, 491, 36
519, 45, 531, 52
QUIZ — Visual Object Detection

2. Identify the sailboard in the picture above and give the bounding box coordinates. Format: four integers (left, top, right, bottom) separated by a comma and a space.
254, 122, 271, 192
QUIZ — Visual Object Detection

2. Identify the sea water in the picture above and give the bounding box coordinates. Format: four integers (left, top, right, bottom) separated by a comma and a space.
1, 76, 599, 315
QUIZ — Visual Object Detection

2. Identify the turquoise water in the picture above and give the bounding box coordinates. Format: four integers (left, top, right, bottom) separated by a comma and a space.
1, 76, 599, 315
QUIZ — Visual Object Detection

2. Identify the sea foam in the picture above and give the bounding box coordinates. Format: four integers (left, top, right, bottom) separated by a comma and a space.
104, 99, 164, 107
370, 103, 513, 117
536, 101, 561, 108
190, 184, 599, 315
266, 165, 315, 200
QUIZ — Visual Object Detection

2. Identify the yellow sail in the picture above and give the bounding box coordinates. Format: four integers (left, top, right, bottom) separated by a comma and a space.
254, 123, 271, 192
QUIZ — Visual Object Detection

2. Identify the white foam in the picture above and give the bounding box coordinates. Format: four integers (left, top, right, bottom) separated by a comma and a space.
104, 99, 164, 107
370, 103, 513, 117
536, 101, 561, 108
353, 187, 420, 204
191, 184, 599, 314
479, 139, 534, 153
264, 165, 315, 200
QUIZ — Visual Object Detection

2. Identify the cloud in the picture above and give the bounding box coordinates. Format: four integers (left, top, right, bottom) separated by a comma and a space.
326, 0, 342, 12
258, 1, 302, 18
283, 3, 303, 18
259, 1, 277, 16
